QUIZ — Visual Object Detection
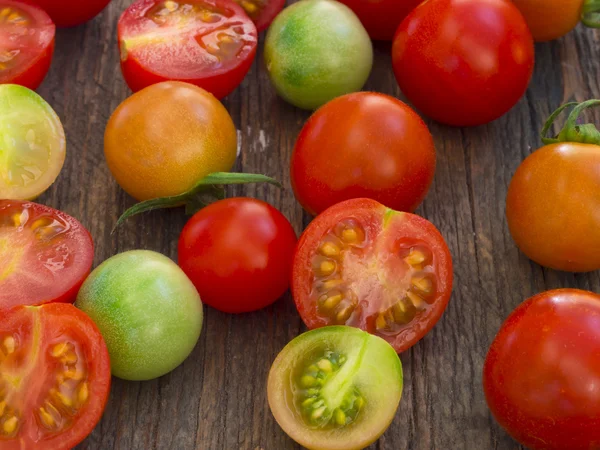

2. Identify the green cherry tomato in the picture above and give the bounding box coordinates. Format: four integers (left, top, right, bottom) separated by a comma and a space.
75, 250, 203, 381
264, 0, 373, 110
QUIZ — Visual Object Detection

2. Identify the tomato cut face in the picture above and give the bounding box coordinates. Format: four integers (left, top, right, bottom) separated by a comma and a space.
232, 0, 283, 31
0, 200, 94, 309
292, 198, 453, 353
118, 0, 257, 98
0, 303, 111, 450
0, 1, 55, 90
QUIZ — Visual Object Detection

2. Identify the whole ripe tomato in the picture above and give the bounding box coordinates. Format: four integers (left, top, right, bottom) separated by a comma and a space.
76, 250, 203, 381
0, 1, 55, 90
506, 100, 600, 272
291, 92, 436, 216
484, 289, 600, 450
178, 197, 298, 313
337, 0, 423, 40
392, 0, 534, 127
104, 81, 237, 202
0, 303, 111, 450
292, 198, 453, 353
232, 0, 284, 32
118, 0, 257, 98
29, 0, 111, 27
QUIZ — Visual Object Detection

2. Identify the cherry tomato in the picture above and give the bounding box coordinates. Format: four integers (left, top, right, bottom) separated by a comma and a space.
0, 1, 54, 90
484, 289, 600, 450
104, 81, 237, 201
233, 0, 284, 32
337, 0, 422, 40
178, 197, 298, 313
292, 198, 453, 353
392, 0, 534, 127
118, 0, 257, 98
291, 92, 436, 216
0, 303, 111, 450
0, 200, 94, 310
29, 0, 111, 27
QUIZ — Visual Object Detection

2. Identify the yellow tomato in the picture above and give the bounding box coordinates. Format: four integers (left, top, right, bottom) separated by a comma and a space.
512, 0, 583, 42
104, 81, 237, 201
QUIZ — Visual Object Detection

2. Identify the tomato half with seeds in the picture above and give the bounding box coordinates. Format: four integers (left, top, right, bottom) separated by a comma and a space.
0, 303, 111, 450
29, 0, 111, 27
268, 326, 403, 450
233, 0, 283, 32
118, 0, 257, 98
292, 198, 453, 353
0, 200, 94, 309
0, 1, 54, 90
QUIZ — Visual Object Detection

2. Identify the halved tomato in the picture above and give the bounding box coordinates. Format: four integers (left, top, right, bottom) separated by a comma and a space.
292, 198, 453, 353
0, 200, 94, 309
118, 0, 258, 98
233, 0, 284, 31
0, 1, 55, 90
0, 303, 111, 450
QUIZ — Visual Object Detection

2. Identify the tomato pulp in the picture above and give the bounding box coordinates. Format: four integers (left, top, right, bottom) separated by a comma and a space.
118, 0, 257, 98
0, 200, 94, 309
484, 289, 600, 450
0, 1, 54, 90
0, 303, 111, 450
292, 198, 453, 353
29, 0, 111, 27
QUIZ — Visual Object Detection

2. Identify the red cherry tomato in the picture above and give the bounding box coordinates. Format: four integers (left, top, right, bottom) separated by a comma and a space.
118, 0, 257, 98
0, 303, 111, 450
29, 0, 111, 27
484, 289, 600, 450
292, 198, 453, 353
178, 197, 298, 313
233, 0, 284, 32
0, 200, 94, 309
337, 0, 423, 40
0, 0, 54, 90
291, 92, 436, 216
392, 0, 534, 126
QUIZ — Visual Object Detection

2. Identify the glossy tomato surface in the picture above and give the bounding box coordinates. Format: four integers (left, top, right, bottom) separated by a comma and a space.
178, 198, 298, 313
0, 303, 111, 450
506, 142, 600, 272
233, 0, 284, 32
118, 0, 257, 98
484, 289, 600, 450
292, 198, 453, 353
29, 0, 111, 27
337, 0, 422, 40
392, 0, 534, 126
0, 0, 54, 89
291, 92, 436, 216
104, 81, 237, 201
0, 200, 94, 309
512, 0, 583, 41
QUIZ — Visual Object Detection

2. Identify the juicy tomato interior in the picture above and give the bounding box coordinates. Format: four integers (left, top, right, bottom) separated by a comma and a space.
292, 198, 453, 353
118, 0, 257, 97
233, 0, 284, 31
0, 1, 55, 90
0, 303, 110, 450
0, 200, 94, 309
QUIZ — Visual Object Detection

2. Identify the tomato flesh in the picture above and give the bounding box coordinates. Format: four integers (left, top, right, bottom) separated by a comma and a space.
292, 198, 453, 353
0, 303, 110, 450
0, 1, 54, 90
118, 0, 257, 98
233, 0, 284, 32
0, 200, 94, 309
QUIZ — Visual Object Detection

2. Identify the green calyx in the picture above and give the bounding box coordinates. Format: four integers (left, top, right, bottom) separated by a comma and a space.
582, 0, 600, 28
541, 99, 600, 146
113, 172, 281, 230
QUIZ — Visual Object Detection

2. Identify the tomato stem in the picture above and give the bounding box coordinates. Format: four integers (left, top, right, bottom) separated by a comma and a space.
582, 0, 600, 28
541, 99, 600, 146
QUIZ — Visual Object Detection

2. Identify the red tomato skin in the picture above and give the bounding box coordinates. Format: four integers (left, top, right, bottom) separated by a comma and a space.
29, 0, 111, 27
337, 0, 423, 40
484, 289, 600, 450
392, 0, 534, 126
242, 0, 284, 32
291, 92, 436, 216
178, 198, 298, 313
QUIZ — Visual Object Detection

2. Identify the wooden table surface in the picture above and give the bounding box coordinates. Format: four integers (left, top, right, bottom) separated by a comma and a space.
30, 1, 600, 448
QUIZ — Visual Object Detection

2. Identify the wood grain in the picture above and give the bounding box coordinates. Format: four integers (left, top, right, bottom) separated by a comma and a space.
28, 1, 600, 448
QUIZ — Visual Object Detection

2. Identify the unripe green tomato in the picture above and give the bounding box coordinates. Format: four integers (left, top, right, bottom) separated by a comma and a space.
76, 250, 203, 381
264, 0, 373, 110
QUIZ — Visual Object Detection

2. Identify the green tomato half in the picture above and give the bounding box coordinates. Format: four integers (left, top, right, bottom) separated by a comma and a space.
76, 250, 203, 381
264, 0, 373, 110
